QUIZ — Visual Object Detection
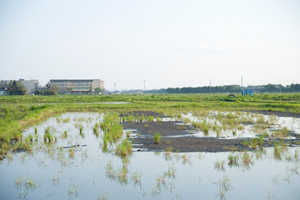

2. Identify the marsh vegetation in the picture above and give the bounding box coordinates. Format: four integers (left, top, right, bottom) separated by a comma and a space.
0, 94, 300, 199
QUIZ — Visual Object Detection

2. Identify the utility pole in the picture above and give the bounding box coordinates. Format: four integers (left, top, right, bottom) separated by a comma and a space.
209, 79, 211, 93
241, 76, 243, 89
279, 79, 281, 93
144, 80, 146, 91
114, 83, 116, 92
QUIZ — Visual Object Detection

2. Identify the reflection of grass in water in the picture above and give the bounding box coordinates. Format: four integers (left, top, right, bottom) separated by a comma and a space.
228, 154, 238, 166
164, 147, 173, 156
69, 147, 75, 158
115, 138, 132, 156
181, 154, 190, 164
93, 123, 99, 137
117, 168, 129, 184
295, 150, 299, 161
98, 193, 109, 200
214, 160, 225, 171
106, 160, 116, 179
68, 184, 80, 197
216, 176, 232, 200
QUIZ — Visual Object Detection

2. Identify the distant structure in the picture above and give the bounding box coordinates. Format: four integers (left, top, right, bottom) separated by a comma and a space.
49, 79, 104, 94
19, 79, 39, 94
0, 79, 39, 95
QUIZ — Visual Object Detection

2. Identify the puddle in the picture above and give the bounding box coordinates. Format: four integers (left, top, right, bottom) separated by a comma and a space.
0, 112, 299, 199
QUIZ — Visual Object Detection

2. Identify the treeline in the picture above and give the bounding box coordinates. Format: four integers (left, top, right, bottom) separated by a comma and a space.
34, 89, 57, 95
167, 85, 241, 93
166, 83, 300, 94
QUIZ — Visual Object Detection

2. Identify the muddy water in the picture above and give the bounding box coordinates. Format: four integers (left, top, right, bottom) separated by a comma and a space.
0, 112, 299, 199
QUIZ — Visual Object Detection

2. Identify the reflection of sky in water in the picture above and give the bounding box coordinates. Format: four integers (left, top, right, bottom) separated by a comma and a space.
180, 112, 300, 139
0, 112, 299, 199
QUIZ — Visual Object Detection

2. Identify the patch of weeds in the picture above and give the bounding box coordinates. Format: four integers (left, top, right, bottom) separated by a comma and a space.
250, 138, 257, 149
44, 126, 53, 143
79, 126, 84, 137
154, 132, 161, 144
62, 131, 68, 138
232, 130, 237, 136
63, 118, 70, 123
183, 118, 190, 124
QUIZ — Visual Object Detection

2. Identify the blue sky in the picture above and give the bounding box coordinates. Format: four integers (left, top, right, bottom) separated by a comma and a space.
1, 0, 299, 90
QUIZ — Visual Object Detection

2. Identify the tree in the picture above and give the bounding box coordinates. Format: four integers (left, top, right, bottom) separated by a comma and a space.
264, 84, 277, 92
8, 80, 27, 95
68, 87, 73, 94
95, 87, 102, 93
51, 84, 59, 92
89, 86, 93, 93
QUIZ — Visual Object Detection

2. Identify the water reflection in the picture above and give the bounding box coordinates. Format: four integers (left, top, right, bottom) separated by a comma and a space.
0, 112, 299, 200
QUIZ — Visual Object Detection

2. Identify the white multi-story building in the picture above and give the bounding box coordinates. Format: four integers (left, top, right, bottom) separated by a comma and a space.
49, 79, 104, 94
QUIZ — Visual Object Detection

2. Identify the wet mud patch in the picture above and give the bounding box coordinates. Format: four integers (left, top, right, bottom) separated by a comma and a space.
132, 137, 259, 152
123, 121, 274, 152
122, 121, 194, 136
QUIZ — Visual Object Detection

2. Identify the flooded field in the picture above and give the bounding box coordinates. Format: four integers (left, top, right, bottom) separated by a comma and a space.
0, 112, 299, 199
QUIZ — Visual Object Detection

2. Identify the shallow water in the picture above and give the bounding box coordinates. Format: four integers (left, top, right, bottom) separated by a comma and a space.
181, 111, 300, 139
0, 112, 299, 200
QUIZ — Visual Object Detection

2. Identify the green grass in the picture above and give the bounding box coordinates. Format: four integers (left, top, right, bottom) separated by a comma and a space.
154, 132, 162, 144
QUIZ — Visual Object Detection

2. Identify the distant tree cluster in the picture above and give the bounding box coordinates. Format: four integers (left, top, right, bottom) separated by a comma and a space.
7, 80, 27, 95
165, 83, 300, 94
288, 84, 300, 92
34, 84, 58, 95
34, 90, 57, 95
167, 85, 241, 93
144, 89, 168, 94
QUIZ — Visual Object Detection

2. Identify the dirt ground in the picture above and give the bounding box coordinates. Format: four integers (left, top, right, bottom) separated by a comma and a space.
122, 121, 194, 136
132, 137, 258, 152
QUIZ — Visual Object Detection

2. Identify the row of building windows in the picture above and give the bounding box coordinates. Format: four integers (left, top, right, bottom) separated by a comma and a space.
53, 82, 93, 84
